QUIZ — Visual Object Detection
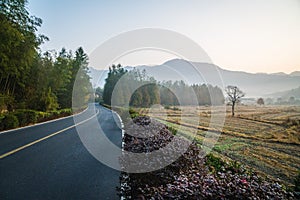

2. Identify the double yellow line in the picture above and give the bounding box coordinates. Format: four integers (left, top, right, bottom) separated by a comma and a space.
0, 110, 99, 159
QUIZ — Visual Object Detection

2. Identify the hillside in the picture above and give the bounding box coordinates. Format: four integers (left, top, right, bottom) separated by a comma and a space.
89, 59, 300, 97
268, 86, 300, 99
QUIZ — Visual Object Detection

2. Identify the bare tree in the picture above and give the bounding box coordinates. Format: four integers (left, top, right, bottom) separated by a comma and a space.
225, 86, 245, 116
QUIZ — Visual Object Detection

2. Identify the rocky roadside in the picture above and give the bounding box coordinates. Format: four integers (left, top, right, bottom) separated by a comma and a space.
119, 116, 297, 199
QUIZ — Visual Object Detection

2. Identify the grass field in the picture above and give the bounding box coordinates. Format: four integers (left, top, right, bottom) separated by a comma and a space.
135, 105, 300, 186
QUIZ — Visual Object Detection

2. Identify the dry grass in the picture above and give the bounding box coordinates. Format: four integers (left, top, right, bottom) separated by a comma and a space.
135, 105, 300, 186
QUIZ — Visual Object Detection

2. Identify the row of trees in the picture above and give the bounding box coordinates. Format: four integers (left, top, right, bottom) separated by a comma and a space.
0, 0, 91, 112
103, 65, 160, 107
102, 65, 225, 107
160, 81, 225, 106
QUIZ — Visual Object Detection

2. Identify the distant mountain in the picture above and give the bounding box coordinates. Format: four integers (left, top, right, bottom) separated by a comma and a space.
89, 59, 300, 97
270, 72, 287, 76
268, 86, 300, 99
290, 71, 300, 77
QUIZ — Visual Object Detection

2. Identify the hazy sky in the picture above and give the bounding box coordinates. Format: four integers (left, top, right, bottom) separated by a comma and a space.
28, 0, 300, 73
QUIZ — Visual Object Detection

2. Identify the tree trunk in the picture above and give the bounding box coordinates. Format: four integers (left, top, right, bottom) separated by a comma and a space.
232, 102, 235, 117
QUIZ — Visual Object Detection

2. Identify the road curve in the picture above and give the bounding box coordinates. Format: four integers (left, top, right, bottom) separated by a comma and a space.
0, 104, 122, 200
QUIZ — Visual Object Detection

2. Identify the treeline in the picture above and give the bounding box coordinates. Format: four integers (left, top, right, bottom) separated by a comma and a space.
102, 65, 224, 107
160, 81, 224, 106
0, 0, 91, 112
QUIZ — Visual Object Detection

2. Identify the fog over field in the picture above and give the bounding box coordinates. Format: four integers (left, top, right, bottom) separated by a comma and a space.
90, 59, 300, 97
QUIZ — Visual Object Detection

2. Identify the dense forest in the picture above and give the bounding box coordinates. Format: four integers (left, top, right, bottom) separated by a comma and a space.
0, 0, 91, 111
0, 0, 91, 130
102, 64, 224, 107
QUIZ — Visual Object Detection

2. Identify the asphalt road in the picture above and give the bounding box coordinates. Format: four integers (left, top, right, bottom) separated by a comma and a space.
0, 104, 122, 200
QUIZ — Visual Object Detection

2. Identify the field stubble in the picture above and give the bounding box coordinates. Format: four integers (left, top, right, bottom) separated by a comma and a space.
141, 105, 300, 185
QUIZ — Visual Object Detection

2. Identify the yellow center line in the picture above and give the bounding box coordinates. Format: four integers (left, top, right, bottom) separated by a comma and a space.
0, 110, 99, 159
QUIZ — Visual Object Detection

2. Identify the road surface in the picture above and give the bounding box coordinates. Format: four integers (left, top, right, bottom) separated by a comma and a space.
0, 104, 122, 200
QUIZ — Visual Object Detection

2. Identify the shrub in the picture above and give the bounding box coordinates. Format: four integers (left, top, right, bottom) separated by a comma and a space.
172, 106, 181, 111
26, 110, 37, 124
129, 108, 139, 119
2, 114, 19, 130
59, 109, 73, 117
14, 111, 27, 126
14, 110, 38, 126
0, 114, 5, 130
205, 153, 225, 172
36, 111, 46, 121
36, 111, 52, 122
164, 105, 171, 110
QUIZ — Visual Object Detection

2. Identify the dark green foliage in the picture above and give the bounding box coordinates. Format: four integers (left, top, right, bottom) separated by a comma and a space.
0, 1, 91, 114
2, 114, 19, 130
205, 153, 245, 175
0, 115, 5, 130
129, 108, 139, 119
0, 0, 47, 99
95, 87, 103, 103
227, 160, 243, 173
130, 84, 160, 107
0, 108, 72, 131
172, 106, 180, 111
102, 66, 224, 109
14, 110, 37, 126
40, 87, 59, 111
205, 153, 226, 172
9, 112, 27, 126
35, 109, 72, 122
103, 64, 127, 105
103, 66, 160, 107
164, 105, 171, 109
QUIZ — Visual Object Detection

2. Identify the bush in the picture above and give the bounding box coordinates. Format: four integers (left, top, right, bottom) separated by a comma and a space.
2, 114, 19, 130
164, 105, 171, 110
0, 108, 73, 131
14, 111, 27, 126
129, 108, 139, 119
59, 109, 73, 117
172, 106, 181, 111
14, 110, 38, 126
0, 114, 5, 130
26, 110, 37, 124
36, 111, 52, 122
205, 153, 225, 172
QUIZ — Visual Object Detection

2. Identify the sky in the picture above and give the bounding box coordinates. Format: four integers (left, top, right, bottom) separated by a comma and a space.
28, 0, 300, 74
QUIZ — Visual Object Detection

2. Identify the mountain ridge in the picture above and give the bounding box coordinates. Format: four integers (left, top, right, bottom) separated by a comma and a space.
89, 59, 300, 97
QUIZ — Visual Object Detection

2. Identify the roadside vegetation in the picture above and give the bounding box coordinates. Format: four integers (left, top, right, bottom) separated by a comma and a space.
0, 108, 72, 131
101, 65, 300, 197
0, 1, 91, 130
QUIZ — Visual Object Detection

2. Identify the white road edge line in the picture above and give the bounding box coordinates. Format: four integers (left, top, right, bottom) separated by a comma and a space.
101, 106, 125, 200
0, 109, 99, 159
